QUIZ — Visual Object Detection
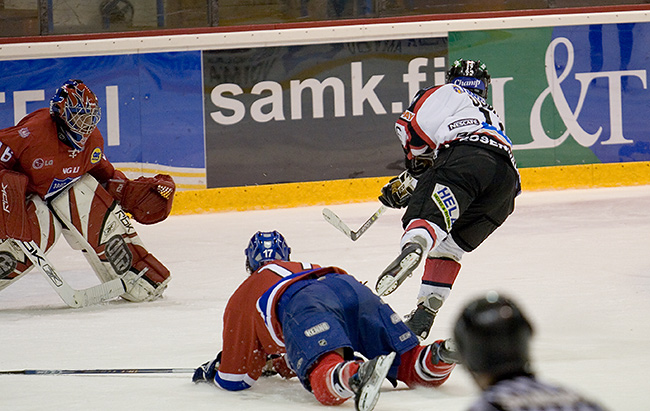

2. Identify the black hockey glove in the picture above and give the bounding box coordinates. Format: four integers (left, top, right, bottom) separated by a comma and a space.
192, 351, 221, 383
378, 170, 417, 209
261, 354, 296, 379
407, 154, 434, 177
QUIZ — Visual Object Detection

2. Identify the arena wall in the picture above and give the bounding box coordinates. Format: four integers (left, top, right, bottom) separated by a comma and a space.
1, 6, 649, 214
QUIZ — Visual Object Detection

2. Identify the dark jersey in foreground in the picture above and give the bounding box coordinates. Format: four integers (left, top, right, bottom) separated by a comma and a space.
470, 374, 607, 411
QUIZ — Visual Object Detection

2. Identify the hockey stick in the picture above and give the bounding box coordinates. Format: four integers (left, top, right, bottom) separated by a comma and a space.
0, 368, 194, 375
14, 240, 126, 308
322, 205, 387, 241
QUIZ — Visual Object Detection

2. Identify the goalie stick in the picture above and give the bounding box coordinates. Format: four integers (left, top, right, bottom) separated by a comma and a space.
0, 368, 194, 375
14, 240, 126, 308
322, 205, 387, 241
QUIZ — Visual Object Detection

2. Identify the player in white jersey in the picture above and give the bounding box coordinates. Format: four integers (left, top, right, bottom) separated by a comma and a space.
376, 59, 521, 340
454, 292, 607, 411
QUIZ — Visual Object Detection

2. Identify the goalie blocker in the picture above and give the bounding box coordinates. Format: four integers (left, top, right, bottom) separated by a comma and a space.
0, 173, 173, 303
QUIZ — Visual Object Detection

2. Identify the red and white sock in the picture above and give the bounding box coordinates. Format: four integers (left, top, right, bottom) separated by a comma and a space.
309, 352, 361, 405
417, 257, 461, 300
397, 344, 455, 388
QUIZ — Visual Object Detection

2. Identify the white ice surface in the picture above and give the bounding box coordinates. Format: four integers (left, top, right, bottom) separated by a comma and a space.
1, 185, 649, 410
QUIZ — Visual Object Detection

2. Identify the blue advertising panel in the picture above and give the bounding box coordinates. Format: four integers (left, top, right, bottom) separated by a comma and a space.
0, 51, 204, 170
552, 22, 650, 164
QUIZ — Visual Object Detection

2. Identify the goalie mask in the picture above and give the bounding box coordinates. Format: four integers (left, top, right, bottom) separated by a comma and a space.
454, 291, 533, 377
50, 79, 101, 151
245, 231, 291, 273
446, 59, 491, 99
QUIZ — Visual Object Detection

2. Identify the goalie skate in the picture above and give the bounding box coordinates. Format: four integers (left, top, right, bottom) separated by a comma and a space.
375, 243, 423, 296
349, 352, 396, 411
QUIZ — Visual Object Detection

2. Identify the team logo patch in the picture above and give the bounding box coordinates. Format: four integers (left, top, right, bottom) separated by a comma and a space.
400, 110, 415, 121
452, 77, 485, 90
18, 127, 30, 138
105, 235, 133, 275
0, 251, 17, 279
431, 183, 459, 231
90, 147, 102, 164
32, 158, 45, 169
45, 176, 80, 199
448, 118, 480, 130
304, 322, 330, 337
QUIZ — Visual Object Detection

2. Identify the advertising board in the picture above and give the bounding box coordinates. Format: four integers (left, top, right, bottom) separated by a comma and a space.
0, 52, 205, 189
449, 22, 649, 167
202, 38, 448, 188
1, 10, 649, 201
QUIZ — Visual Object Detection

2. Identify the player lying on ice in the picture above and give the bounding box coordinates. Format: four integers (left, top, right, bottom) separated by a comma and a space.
193, 231, 461, 411
0, 79, 175, 306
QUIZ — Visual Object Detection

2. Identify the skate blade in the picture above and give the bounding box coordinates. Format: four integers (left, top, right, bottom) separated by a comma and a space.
355, 352, 396, 411
375, 252, 421, 296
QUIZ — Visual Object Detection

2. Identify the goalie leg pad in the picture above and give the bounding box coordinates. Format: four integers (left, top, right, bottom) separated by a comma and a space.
0, 240, 26, 291
49, 175, 171, 302
0, 195, 61, 292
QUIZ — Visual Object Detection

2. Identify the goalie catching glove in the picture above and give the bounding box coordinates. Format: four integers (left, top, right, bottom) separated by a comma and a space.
378, 170, 418, 209
107, 171, 175, 224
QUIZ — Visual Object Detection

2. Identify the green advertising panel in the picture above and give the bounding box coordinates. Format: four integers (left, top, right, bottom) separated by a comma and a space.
450, 23, 649, 168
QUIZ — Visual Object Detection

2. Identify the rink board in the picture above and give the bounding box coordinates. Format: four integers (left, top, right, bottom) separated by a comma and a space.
1, 8, 650, 204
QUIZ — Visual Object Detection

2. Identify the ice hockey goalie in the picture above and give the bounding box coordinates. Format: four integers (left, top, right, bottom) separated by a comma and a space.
0, 79, 174, 305
0, 172, 174, 303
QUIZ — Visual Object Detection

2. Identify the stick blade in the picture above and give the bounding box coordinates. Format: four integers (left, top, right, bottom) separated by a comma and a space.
75, 278, 126, 307
322, 208, 354, 240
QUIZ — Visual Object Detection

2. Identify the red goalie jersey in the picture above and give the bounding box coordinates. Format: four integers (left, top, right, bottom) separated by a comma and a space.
0, 108, 115, 199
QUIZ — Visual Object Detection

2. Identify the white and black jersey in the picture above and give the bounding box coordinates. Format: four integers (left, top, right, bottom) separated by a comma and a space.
396, 83, 515, 168
397, 84, 521, 251
470, 375, 607, 411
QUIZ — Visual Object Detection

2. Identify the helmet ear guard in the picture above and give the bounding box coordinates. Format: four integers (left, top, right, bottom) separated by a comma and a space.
50, 79, 101, 150
244, 230, 291, 273
446, 59, 491, 99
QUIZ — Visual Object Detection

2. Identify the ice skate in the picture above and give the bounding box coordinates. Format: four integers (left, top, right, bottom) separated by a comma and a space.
375, 243, 423, 296
404, 294, 443, 340
432, 338, 462, 364
349, 352, 396, 411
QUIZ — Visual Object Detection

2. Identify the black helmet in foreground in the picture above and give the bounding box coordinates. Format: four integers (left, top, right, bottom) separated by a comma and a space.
453, 291, 533, 377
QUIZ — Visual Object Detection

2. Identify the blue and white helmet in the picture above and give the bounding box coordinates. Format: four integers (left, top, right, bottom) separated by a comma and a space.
245, 231, 291, 273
